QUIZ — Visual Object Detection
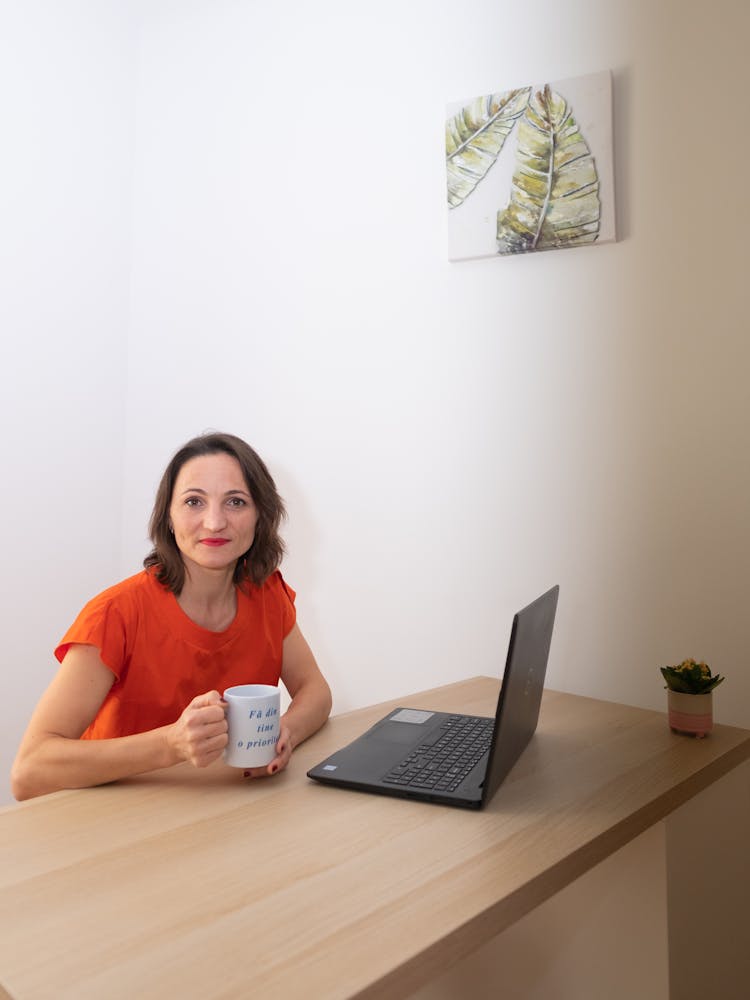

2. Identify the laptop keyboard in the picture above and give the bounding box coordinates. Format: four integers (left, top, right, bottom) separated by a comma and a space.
382, 715, 493, 793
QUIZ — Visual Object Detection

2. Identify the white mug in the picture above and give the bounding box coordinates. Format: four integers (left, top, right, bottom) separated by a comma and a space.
223, 684, 281, 768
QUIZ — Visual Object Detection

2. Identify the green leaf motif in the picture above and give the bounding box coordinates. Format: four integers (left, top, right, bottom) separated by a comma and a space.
497, 85, 600, 253
446, 89, 531, 209
660, 663, 725, 695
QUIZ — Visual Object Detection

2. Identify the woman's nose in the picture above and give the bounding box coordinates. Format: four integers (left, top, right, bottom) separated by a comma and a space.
202, 503, 228, 530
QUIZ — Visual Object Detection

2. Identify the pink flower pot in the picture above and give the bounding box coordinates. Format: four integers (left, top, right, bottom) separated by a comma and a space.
667, 690, 713, 738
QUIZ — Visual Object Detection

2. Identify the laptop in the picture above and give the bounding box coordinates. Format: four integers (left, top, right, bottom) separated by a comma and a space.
307, 585, 559, 809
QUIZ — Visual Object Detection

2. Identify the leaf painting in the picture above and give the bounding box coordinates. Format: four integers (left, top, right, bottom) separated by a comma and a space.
445, 88, 531, 208
445, 71, 613, 261
496, 85, 600, 253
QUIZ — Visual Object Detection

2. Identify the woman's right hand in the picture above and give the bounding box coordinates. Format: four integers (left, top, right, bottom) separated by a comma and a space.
167, 691, 228, 768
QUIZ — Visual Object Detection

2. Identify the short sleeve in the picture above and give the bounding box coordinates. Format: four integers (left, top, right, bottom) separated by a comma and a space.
275, 572, 297, 637
55, 594, 129, 681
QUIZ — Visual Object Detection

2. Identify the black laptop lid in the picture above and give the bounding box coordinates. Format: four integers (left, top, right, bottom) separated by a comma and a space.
481, 585, 559, 806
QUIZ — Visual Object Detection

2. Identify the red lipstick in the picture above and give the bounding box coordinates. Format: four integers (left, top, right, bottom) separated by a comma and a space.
200, 539, 230, 547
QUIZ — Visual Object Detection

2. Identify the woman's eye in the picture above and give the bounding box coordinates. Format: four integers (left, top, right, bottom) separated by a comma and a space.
227, 497, 247, 508
185, 497, 203, 508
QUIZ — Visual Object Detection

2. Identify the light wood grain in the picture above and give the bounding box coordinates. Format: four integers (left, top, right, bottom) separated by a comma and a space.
1, 679, 748, 1000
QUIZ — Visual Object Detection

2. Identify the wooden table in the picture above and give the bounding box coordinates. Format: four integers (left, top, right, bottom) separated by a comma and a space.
1, 678, 749, 1000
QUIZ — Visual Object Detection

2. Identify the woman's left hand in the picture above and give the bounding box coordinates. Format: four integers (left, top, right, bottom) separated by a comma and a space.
242, 723, 292, 779
241, 625, 331, 782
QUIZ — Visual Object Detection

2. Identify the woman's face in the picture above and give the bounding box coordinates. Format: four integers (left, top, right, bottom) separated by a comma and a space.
169, 452, 258, 576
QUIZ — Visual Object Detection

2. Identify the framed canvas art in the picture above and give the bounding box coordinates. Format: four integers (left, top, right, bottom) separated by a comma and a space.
446, 70, 615, 261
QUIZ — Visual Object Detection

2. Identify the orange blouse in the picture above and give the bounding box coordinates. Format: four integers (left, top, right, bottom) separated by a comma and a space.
55, 568, 296, 740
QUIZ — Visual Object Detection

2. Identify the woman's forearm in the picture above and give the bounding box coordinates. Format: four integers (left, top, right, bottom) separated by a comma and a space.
11, 727, 178, 801
12, 689, 229, 801
282, 676, 333, 751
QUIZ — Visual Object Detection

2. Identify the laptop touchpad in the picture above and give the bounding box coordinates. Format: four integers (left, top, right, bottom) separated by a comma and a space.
390, 709, 435, 724
366, 710, 438, 745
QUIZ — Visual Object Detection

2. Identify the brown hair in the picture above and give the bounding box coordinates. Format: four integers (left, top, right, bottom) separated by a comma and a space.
144, 432, 286, 592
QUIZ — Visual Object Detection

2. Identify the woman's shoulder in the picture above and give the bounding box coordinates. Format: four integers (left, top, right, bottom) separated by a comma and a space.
56, 571, 167, 665
260, 569, 295, 601
239, 569, 296, 608
236, 569, 296, 637
82, 569, 168, 614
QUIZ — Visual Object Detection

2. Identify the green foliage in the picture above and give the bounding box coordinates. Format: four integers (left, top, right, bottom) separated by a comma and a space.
497, 85, 600, 252
445, 83, 601, 254
446, 88, 531, 208
661, 659, 725, 695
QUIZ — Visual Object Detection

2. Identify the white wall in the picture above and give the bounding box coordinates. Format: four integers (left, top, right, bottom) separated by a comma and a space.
0, 1, 135, 803
2, 0, 749, 805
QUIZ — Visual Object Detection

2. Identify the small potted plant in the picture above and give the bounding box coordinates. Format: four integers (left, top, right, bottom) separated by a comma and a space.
661, 659, 725, 737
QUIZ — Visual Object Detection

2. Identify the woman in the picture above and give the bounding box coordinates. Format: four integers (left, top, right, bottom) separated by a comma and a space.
11, 432, 331, 800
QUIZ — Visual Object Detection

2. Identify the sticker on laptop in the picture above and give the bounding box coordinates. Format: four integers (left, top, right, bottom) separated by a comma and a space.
390, 709, 435, 724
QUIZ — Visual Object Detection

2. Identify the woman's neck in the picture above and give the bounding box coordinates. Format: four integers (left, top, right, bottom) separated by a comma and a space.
176, 566, 238, 632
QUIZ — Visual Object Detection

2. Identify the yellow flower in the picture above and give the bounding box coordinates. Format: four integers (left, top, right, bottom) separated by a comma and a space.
677, 659, 709, 676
